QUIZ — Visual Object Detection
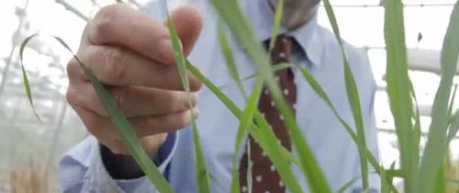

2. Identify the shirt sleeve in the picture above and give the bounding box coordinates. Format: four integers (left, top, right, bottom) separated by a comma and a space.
58, 132, 178, 193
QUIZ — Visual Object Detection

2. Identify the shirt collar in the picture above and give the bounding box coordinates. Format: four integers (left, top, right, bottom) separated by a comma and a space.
242, 0, 324, 67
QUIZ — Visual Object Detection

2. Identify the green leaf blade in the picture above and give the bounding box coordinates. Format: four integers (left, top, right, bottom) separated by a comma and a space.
229, 77, 262, 193
19, 29, 177, 193
187, 62, 304, 193
448, 109, 459, 143
218, 23, 247, 99
269, 0, 284, 52
69, 44, 174, 193
298, 66, 400, 193
321, 0, 370, 189
343, 62, 369, 189
19, 34, 41, 121
208, 0, 331, 192
419, 2, 459, 193
166, 13, 211, 193
381, 0, 420, 192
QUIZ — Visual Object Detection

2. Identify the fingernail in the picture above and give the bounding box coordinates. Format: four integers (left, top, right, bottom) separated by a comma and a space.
159, 38, 174, 64
188, 92, 198, 106
192, 108, 200, 119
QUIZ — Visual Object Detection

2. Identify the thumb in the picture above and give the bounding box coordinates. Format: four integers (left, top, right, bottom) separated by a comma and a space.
164, 5, 203, 56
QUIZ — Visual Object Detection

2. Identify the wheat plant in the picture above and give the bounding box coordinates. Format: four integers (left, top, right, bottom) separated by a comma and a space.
18, 0, 459, 193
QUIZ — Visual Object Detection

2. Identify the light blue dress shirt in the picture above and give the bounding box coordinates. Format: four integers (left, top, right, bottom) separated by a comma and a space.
58, 0, 380, 192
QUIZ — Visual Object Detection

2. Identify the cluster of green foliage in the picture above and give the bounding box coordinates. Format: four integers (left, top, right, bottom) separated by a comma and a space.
19, 0, 459, 192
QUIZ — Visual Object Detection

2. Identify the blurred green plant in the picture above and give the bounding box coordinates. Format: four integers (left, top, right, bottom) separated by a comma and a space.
18, 0, 459, 192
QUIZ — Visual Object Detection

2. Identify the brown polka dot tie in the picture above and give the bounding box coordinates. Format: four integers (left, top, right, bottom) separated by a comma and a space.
238, 35, 296, 193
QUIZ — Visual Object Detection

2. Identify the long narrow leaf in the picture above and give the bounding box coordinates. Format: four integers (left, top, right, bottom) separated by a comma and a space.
419, 2, 459, 193
220, 63, 294, 90
166, 14, 211, 193
448, 84, 458, 118
448, 109, 459, 143
251, 111, 304, 193
19, 34, 41, 121
246, 141, 253, 193
382, 0, 419, 192
218, 23, 247, 99
321, 0, 370, 189
230, 76, 263, 193
299, 66, 399, 193
190, 120, 210, 193
268, 0, 284, 52
433, 158, 447, 193
337, 171, 381, 193
446, 83, 458, 168
208, 0, 331, 192
187, 62, 304, 193
410, 82, 421, 164
230, 124, 246, 193
336, 176, 362, 193
21, 35, 174, 193
380, 165, 389, 193
229, 0, 285, 191
187, 62, 241, 116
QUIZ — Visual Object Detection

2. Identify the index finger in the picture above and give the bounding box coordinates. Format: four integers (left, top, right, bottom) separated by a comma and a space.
84, 4, 174, 64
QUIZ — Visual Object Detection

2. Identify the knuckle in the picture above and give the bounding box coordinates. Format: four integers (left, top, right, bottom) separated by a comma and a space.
189, 93, 198, 107
178, 93, 197, 111
177, 111, 192, 129
91, 5, 119, 42
85, 116, 119, 142
112, 87, 130, 111
66, 91, 74, 107
66, 59, 80, 80
189, 76, 202, 91
190, 83, 202, 92
66, 87, 78, 107
136, 117, 155, 134
103, 47, 126, 81
165, 92, 184, 111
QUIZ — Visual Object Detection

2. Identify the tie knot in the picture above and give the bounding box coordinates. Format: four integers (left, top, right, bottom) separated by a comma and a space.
267, 35, 293, 65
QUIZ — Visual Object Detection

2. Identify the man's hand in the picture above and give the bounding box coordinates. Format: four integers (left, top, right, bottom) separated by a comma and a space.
66, 4, 203, 158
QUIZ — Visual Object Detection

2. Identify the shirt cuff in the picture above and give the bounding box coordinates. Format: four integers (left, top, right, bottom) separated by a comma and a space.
155, 131, 177, 171
82, 132, 178, 193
